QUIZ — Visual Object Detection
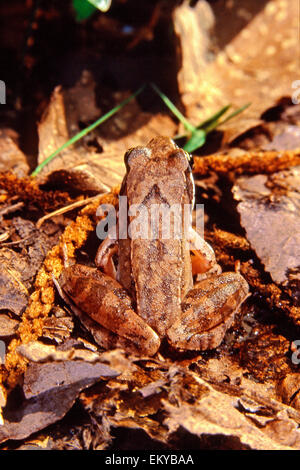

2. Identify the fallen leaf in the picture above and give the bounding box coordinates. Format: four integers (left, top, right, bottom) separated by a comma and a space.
36, 86, 176, 192
79, 356, 300, 450
277, 374, 300, 411
17, 340, 102, 363
0, 130, 29, 177
164, 395, 300, 450
233, 166, 300, 285
23, 360, 119, 399
138, 378, 168, 398
263, 125, 300, 151
41, 315, 73, 344
0, 314, 19, 337
173, 0, 298, 143
0, 360, 118, 444
0, 262, 28, 315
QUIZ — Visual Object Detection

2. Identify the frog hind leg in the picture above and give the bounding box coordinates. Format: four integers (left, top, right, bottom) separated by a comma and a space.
59, 264, 160, 356
95, 236, 118, 279
167, 272, 249, 351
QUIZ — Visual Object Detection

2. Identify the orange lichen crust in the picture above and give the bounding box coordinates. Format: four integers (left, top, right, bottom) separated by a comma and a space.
206, 228, 300, 326
193, 148, 300, 176
2, 187, 119, 390
0, 172, 72, 211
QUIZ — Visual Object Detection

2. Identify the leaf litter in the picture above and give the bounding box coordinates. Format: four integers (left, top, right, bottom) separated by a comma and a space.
0, 0, 300, 451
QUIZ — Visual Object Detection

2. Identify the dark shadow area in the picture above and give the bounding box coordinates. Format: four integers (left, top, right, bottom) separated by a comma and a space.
0, 0, 270, 167
208, 0, 270, 50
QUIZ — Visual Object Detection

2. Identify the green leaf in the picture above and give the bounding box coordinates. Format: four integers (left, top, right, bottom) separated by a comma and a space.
87, 0, 112, 12
183, 130, 206, 153
72, 0, 97, 21
31, 85, 145, 177
150, 83, 196, 134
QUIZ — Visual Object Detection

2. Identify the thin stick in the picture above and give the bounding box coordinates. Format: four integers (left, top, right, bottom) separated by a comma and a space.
0, 202, 24, 216
1, 235, 33, 246
5, 267, 29, 295
36, 194, 106, 229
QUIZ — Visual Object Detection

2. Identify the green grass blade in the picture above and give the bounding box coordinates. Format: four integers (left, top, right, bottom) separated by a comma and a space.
183, 129, 206, 153
150, 83, 196, 134
173, 105, 231, 140
217, 102, 251, 126
196, 105, 231, 131
175, 101, 250, 153
31, 85, 145, 177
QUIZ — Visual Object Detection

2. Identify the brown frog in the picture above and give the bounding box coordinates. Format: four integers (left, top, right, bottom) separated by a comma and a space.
59, 137, 249, 355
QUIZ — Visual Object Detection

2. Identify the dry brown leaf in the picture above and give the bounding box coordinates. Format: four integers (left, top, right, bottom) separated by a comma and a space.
0, 262, 28, 315
23, 360, 119, 399
0, 315, 19, 337
36, 86, 176, 191
79, 354, 300, 450
0, 360, 118, 444
233, 167, 300, 285
174, 0, 298, 143
0, 130, 29, 177
17, 340, 102, 363
41, 315, 73, 344
277, 373, 300, 409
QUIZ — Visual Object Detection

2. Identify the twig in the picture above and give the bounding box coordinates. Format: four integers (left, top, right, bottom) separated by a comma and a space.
5, 267, 29, 296
0, 202, 24, 216
36, 194, 106, 229
0, 235, 33, 246
0, 232, 10, 242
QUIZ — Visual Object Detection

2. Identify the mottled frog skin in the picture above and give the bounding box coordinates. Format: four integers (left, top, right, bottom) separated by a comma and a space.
59, 137, 249, 355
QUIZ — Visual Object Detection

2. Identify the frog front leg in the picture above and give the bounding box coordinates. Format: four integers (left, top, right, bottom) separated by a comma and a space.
167, 272, 249, 351
59, 264, 160, 355
188, 227, 221, 278
95, 235, 118, 279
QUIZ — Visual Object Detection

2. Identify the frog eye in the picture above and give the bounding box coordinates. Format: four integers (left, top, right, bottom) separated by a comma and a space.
170, 150, 190, 171
124, 147, 150, 169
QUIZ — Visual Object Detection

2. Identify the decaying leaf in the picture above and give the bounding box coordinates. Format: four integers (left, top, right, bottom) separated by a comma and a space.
0, 314, 19, 337
0, 217, 61, 287
41, 315, 73, 343
164, 390, 300, 450
174, 0, 298, 143
0, 262, 28, 316
233, 166, 300, 285
0, 130, 29, 177
36, 86, 176, 192
17, 340, 102, 363
0, 218, 62, 318
239, 331, 291, 383
23, 360, 119, 399
0, 360, 118, 444
277, 374, 300, 411
78, 352, 300, 450
263, 125, 300, 151
63, 70, 102, 130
